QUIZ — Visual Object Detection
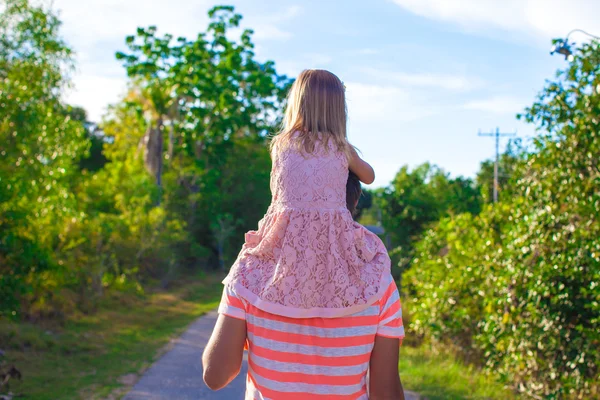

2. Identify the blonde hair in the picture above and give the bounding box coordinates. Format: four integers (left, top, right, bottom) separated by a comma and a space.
271, 69, 351, 157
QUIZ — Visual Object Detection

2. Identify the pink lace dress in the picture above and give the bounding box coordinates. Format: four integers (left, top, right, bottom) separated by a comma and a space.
223, 138, 391, 318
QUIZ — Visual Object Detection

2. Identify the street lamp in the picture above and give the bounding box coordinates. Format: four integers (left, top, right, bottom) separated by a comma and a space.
550, 29, 600, 61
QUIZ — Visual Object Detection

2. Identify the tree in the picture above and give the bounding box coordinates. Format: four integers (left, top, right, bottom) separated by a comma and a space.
0, 0, 88, 317
115, 6, 292, 267
374, 163, 482, 280
379, 163, 481, 251
115, 6, 291, 201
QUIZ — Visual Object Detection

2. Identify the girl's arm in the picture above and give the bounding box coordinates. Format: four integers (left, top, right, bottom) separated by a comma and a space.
202, 314, 247, 390
369, 336, 405, 400
349, 147, 375, 185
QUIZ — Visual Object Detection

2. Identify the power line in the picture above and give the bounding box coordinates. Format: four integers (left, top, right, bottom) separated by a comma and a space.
478, 127, 517, 203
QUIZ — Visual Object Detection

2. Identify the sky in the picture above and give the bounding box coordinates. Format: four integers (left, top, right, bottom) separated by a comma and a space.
54, 0, 600, 187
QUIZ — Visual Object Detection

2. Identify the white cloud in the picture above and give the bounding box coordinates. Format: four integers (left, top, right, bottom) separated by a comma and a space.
54, 0, 212, 49
306, 53, 333, 66
390, 71, 482, 91
462, 95, 528, 115
252, 25, 293, 41
275, 53, 332, 76
346, 82, 436, 123
392, 0, 600, 42
248, 5, 302, 41
276, 4, 302, 20
361, 67, 484, 91
353, 48, 380, 55
275, 60, 303, 76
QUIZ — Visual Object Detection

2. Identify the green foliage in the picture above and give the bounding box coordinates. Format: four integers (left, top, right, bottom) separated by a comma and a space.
406, 40, 600, 398
114, 5, 291, 268
374, 163, 481, 275
0, 0, 88, 318
381, 163, 482, 250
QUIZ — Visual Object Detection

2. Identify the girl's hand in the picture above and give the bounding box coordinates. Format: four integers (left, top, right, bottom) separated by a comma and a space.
349, 147, 375, 185
202, 314, 247, 390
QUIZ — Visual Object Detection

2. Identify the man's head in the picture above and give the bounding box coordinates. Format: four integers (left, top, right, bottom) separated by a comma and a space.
346, 171, 362, 216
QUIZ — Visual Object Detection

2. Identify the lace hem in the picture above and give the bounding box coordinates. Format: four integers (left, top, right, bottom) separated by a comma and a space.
225, 270, 390, 318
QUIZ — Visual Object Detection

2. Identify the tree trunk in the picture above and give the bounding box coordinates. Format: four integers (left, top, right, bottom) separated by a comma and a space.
168, 123, 174, 164
142, 116, 164, 204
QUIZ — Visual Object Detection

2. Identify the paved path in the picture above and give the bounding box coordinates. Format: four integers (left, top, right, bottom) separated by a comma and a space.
124, 311, 419, 400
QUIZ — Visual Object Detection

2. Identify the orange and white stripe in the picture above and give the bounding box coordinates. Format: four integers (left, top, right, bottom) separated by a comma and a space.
218, 274, 404, 400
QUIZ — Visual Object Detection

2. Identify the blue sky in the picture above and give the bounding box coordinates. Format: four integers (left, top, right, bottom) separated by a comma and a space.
55, 0, 600, 187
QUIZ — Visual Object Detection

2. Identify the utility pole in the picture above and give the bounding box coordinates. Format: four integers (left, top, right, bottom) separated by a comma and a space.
478, 127, 516, 203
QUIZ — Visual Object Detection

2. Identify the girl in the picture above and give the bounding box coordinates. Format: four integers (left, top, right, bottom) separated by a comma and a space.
202, 69, 405, 400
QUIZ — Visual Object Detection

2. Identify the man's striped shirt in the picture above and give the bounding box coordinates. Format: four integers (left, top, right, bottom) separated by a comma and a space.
218, 273, 404, 400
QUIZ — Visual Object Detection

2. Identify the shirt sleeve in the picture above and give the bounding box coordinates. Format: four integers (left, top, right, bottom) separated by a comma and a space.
217, 285, 246, 321
376, 274, 405, 341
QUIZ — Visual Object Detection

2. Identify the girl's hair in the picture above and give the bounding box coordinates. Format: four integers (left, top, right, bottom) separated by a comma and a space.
271, 69, 351, 157
346, 171, 362, 216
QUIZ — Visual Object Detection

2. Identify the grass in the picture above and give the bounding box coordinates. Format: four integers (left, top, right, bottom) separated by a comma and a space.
399, 344, 515, 400
0, 274, 223, 400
